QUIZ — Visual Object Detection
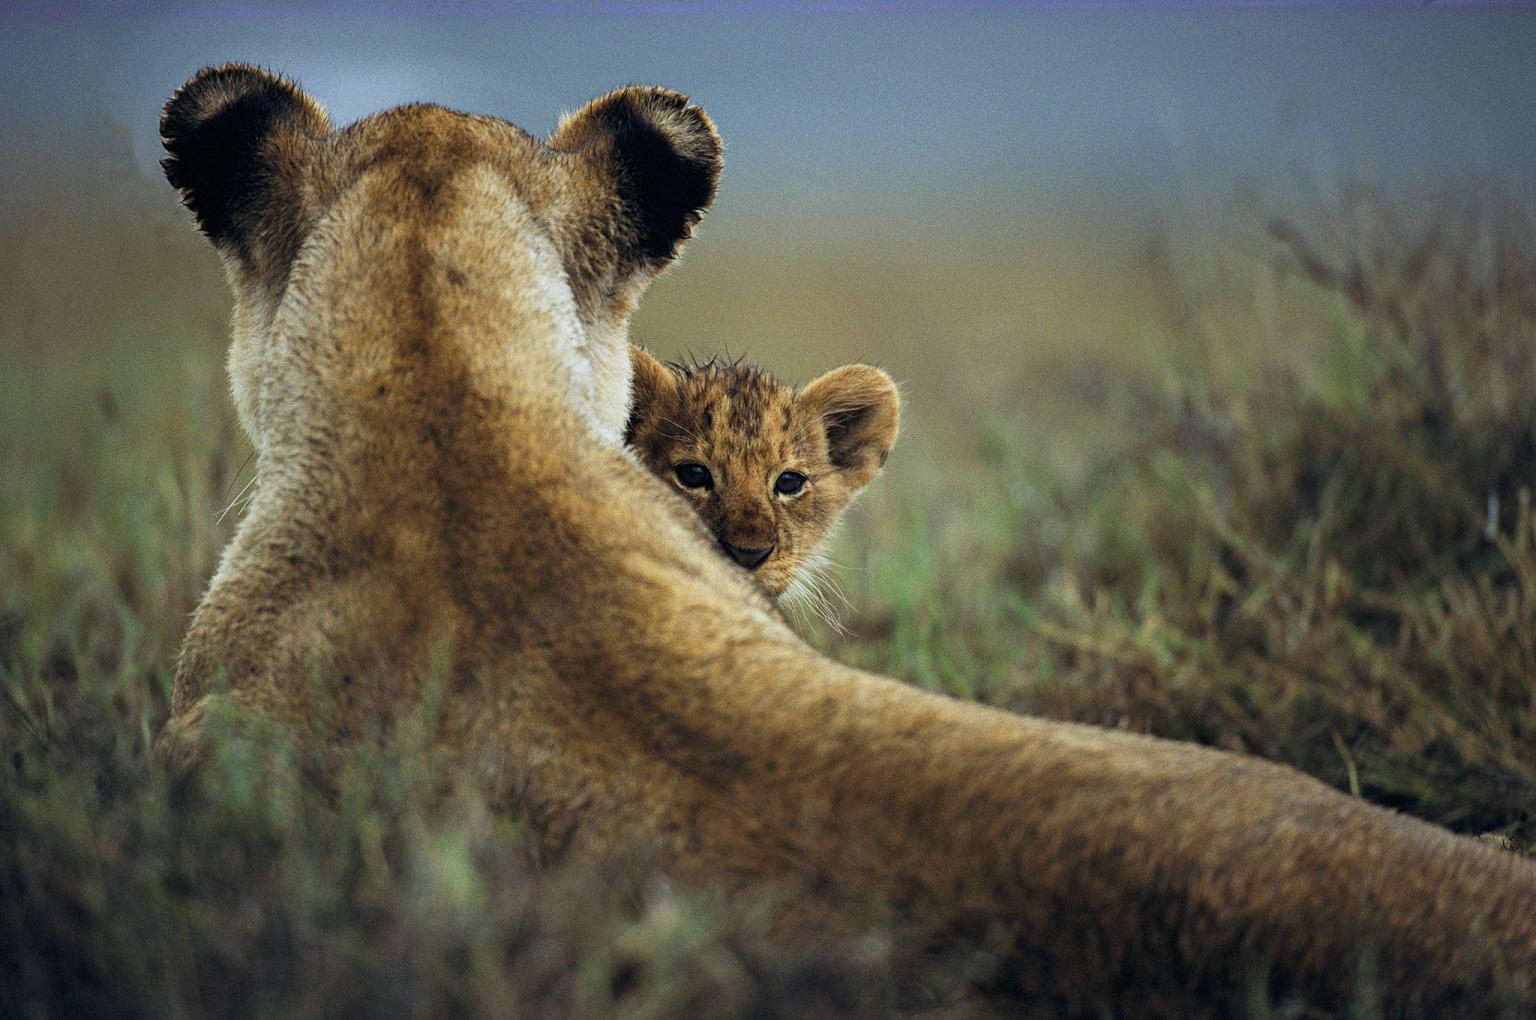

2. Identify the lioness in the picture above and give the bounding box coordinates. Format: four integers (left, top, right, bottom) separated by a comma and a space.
625, 346, 898, 603
158, 64, 1536, 1017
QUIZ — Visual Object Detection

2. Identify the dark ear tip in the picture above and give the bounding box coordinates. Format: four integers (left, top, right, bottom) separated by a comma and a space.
559, 85, 723, 177
613, 85, 692, 116
620, 86, 723, 155
161, 64, 326, 150
551, 85, 723, 264
160, 64, 328, 247
163, 64, 277, 136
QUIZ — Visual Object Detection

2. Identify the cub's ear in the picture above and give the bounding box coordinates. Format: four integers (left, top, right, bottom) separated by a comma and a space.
549, 86, 722, 266
799, 365, 901, 490
161, 64, 331, 269
624, 345, 680, 446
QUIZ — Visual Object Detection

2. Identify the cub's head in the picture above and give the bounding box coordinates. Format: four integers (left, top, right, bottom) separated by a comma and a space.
625, 348, 900, 600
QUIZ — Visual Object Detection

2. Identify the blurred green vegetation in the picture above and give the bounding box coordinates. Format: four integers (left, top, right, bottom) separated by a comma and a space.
3, 147, 1535, 1015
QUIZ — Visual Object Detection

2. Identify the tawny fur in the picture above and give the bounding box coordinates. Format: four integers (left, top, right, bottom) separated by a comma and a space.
157, 65, 1536, 1018
625, 347, 898, 599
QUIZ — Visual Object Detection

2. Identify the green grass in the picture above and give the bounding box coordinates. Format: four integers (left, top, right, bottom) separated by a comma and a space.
4, 163, 1535, 1015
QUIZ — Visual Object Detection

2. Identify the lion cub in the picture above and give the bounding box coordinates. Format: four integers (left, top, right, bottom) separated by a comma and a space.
626, 347, 900, 603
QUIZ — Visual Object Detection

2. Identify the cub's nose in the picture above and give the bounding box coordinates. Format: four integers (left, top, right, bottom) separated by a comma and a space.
720, 539, 774, 571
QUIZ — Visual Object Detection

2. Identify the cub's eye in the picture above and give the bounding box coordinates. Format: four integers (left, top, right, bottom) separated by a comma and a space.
674, 463, 713, 490
774, 471, 807, 496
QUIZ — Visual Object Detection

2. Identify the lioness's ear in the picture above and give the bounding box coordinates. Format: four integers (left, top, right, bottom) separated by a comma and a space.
799, 365, 901, 490
161, 64, 331, 269
624, 346, 680, 446
549, 86, 722, 266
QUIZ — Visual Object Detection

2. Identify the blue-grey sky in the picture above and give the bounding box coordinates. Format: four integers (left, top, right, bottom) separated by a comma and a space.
2, 3, 1534, 219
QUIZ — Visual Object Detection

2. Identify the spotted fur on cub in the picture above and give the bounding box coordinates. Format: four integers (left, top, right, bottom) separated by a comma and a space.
625, 347, 898, 604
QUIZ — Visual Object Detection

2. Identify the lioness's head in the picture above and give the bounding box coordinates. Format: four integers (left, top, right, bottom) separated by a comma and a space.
625, 348, 900, 600
160, 64, 721, 450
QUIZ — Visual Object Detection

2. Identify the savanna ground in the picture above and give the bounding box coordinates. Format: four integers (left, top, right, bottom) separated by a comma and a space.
3, 143, 1535, 1016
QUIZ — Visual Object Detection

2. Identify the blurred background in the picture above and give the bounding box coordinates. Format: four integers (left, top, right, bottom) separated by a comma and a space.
7, 6, 1536, 1014
6, 3, 1534, 467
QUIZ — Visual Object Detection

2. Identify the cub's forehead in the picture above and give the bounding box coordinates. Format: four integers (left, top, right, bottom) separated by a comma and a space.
654, 359, 832, 468
673, 361, 797, 434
